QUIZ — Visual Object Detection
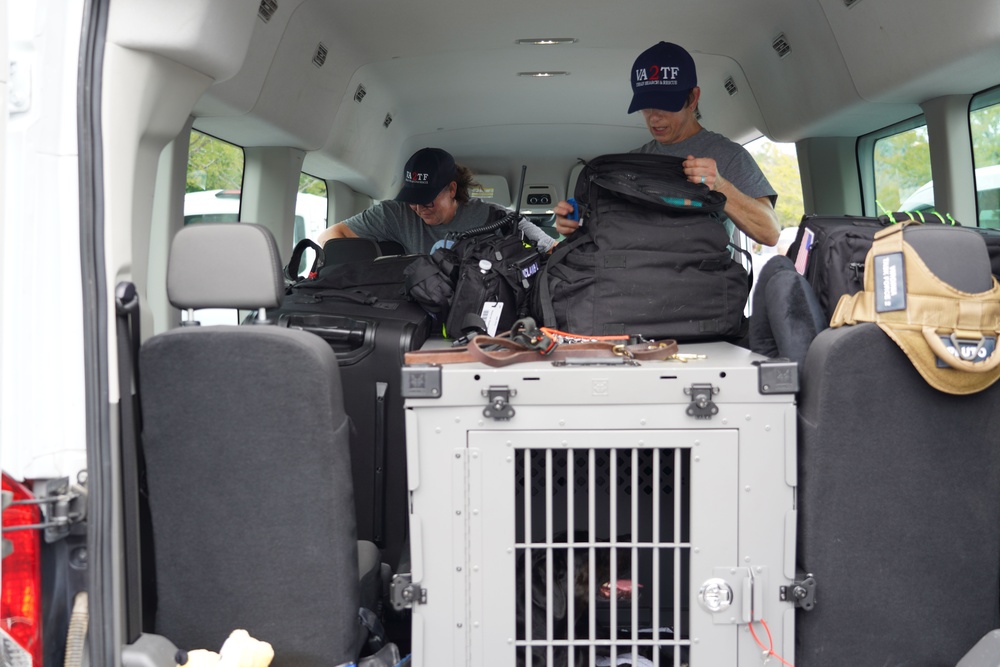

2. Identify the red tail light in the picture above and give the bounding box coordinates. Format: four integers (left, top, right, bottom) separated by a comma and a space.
2, 472, 43, 667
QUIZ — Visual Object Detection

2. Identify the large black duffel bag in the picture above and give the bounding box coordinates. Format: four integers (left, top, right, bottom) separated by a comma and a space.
784, 212, 1000, 322
532, 153, 751, 342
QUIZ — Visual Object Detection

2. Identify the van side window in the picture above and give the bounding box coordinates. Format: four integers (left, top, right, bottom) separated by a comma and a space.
296, 173, 329, 246
182, 131, 246, 324
184, 131, 246, 225
971, 87, 1000, 229
873, 121, 933, 213
743, 137, 804, 313
745, 136, 804, 229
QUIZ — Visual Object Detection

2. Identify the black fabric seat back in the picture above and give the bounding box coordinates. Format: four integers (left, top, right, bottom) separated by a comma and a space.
796, 323, 1000, 666
749, 255, 827, 366
323, 237, 382, 266
140, 223, 362, 665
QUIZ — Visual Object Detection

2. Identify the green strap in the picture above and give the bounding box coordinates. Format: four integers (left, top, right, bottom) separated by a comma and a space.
876, 200, 896, 221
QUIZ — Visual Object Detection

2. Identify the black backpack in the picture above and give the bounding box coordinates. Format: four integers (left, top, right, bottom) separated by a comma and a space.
784, 212, 1000, 322
532, 153, 751, 342
405, 209, 543, 338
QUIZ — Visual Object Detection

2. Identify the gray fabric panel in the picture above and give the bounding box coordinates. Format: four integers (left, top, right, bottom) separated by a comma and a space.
140, 325, 359, 666
904, 226, 993, 293
167, 223, 285, 310
796, 324, 1000, 667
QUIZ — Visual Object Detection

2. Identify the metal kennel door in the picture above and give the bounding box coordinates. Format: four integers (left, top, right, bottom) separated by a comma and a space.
471, 428, 739, 667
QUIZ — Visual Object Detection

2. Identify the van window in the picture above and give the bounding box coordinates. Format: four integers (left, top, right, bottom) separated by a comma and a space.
745, 136, 804, 233
185, 131, 245, 225
971, 87, 1000, 229
743, 137, 804, 311
296, 173, 329, 246
873, 121, 933, 213
182, 132, 246, 324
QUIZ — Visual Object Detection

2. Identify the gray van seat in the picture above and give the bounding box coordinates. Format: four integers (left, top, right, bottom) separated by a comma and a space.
796, 323, 1000, 666
796, 225, 1000, 665
141, 223, 378, 664
471, 174, 512, 207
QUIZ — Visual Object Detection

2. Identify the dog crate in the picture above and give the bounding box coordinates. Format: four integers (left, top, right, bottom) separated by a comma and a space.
400, 342, 799, 666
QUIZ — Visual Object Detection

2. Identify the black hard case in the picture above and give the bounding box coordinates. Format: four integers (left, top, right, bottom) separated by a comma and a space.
273, 290, 431, 569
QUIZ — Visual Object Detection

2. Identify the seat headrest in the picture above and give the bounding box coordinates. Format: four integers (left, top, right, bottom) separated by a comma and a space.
167, 223, 284, 310
469, 175, 511, 208
903, 225, 993, 293
830, 223, 1000, 395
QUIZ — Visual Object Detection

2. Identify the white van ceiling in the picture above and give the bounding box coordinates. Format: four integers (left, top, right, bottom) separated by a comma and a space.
121, 0, 1000, 195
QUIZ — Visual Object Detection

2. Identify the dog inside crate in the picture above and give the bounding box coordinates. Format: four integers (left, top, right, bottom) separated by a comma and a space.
514, 447, 691, 666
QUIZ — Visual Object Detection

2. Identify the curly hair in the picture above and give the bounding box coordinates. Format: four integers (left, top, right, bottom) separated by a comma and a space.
453, 163, 482, 204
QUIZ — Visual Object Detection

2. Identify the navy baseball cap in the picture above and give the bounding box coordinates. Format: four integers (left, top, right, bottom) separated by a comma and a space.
627, 42, 698, 114
395, 147, 457, 205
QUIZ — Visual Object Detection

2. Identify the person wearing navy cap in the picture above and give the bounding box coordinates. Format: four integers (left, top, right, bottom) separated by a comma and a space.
317, 147, 557, 255
555, 41, 780, 247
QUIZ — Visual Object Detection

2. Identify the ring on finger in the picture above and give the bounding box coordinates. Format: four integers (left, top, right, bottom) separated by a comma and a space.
700, 175, 706, 184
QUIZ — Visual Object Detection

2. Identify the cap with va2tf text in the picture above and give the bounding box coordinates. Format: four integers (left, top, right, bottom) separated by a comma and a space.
395, 147, 457, 205
627, 42, 698, 114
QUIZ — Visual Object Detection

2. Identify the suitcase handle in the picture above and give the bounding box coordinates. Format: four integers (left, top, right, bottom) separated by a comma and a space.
312, 288, 378, 305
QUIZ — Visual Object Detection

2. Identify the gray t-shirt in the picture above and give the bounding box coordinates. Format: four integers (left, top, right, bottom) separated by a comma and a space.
632, 129, 777, 237
342, 198, 556, 255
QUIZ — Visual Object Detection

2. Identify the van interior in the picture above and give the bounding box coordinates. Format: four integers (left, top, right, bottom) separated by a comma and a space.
3, 1, 1000, 666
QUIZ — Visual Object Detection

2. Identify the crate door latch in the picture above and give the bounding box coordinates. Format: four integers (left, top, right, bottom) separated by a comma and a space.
685, 383, 719, 419
482, 385, 516, 420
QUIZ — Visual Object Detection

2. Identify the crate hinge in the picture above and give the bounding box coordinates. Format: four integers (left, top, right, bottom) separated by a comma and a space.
780, 574, 817, 611
390, 573, 427, 610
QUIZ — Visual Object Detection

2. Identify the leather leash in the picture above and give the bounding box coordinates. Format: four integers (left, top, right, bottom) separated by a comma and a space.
404, 334, 679, 367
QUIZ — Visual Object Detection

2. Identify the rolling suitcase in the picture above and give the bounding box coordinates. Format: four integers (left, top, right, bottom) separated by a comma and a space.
273, 287, 432, 569
399, 340, 799, 667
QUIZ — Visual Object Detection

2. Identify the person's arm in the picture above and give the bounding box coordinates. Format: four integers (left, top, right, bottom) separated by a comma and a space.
315, 222, 359, 247
683, 155, 780, 246
516, 218, 558, 253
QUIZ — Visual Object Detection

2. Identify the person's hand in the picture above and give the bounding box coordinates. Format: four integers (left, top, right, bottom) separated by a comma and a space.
683, 155, 721, 190
554, 200, 580, 236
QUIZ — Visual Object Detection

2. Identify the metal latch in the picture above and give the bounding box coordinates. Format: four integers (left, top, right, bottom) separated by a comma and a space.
698, 566, 765, 625
1, 476, 87, 543
482, 385, 516, 420
780, 575, 817, 611
390, 573, 427, 610
685, 383, 719, 419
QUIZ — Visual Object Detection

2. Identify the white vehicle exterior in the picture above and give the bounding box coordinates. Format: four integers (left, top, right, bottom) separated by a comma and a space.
183, 189, 330, 242
901, 164, 1000, 228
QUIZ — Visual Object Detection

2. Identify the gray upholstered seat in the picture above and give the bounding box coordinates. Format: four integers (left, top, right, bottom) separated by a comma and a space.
796, 323, 1000, 666
141, 223, 375, 664
795, 226, 1000, 666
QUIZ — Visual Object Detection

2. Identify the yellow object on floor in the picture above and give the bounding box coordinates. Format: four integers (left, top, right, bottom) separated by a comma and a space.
180, 629, 275, 667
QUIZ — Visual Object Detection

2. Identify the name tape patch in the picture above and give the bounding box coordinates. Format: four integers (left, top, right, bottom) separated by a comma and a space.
936, 335, 997, 368
874, 252, 906, 313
